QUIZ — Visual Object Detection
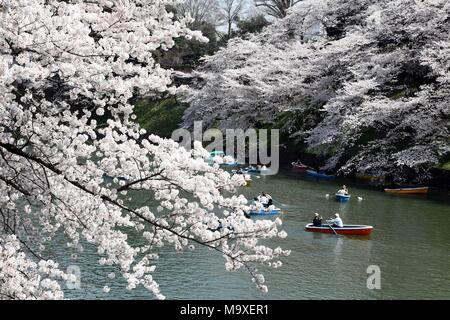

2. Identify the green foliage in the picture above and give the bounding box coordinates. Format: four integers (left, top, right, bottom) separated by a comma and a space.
134, 97, 186, 138
154, 22, 219, 71
436, 161, 450, 171
234, 15, 271, 38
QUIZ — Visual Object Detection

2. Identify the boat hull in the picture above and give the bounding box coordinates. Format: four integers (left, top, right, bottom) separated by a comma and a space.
246, 169, 271, 175
249, 209, 281, 216
292, 162, 309, 171
222, 162, 240, 167
306, 170, 335, 180
384, 187, 429, 194
305, 223, 373, 236
335, 194, 351, 202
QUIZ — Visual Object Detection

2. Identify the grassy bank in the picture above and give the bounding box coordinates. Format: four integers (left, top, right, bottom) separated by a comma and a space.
134, 97, 186, 138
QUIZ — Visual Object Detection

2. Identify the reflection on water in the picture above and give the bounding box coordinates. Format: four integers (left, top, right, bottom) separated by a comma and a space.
60, 168, 450, 299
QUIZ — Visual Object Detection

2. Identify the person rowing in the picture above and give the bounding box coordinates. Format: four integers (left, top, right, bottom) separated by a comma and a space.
251, 197, 264, 212
257, 192, 273, 208
327, 213, 343, 228
336, 185, 349, 195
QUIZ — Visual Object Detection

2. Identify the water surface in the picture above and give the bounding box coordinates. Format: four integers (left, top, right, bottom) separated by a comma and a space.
61, 169, 450, 299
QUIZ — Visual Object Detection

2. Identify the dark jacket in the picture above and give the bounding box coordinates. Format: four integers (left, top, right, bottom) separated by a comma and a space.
313, 216, 322, 226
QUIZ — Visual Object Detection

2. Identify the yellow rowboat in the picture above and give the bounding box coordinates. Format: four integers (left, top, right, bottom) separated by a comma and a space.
384, 187, 429, 194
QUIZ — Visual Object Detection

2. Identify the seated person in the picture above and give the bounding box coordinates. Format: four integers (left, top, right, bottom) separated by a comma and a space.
313, 213, 323, 226
259, 193, 269, 208
251, 199, 264, 211
327, 213, 343, 227
337, 185, 349, 195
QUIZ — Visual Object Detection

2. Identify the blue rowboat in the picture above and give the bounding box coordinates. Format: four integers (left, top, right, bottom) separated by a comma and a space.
232, 169, 249, 174
209, 151, 225, 156
248, 208, 281, 216
306, 170, 335, 180
335, 194, 351, 202
245, 167, 271, 175
222, 161, 240, 167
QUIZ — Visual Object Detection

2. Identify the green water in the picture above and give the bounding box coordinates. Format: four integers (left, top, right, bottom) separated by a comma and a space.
62, 169, 450, 300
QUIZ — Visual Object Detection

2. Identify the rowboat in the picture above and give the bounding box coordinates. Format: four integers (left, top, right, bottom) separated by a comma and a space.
305, 223, 373, 236
222, 161, 240, 167
292, 162, 309, 171
248, 208, 281, 216
245, 167, 271, 175
306, 170, 335, 180
384, 187, 429, 194
205, 151, 224, 163
205, 151, 240, 166
209, 150, 225, 156
335, 194, 351, 202
102, 173, 128, 181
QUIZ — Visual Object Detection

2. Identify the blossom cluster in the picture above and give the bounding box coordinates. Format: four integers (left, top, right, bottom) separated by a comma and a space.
184, 0, 450, 182
0, 0, 289, 299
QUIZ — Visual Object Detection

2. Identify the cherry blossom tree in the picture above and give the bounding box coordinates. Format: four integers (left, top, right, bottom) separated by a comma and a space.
0, 0, 289, 300
184, 0, 450, 183
175, 0, 219, 27
254, 0, 302, 18
218, 0, 245, 38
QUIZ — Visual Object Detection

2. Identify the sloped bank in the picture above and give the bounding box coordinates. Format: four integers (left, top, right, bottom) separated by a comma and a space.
182, 0, 450, 186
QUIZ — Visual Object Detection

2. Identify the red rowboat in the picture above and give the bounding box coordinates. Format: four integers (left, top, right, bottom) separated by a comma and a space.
305, 223, 373, 236
292, 161, 309, 171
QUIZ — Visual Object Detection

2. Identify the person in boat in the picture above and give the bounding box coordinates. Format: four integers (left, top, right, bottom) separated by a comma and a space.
327, 213, 343, 228
258, 192, 273, 208
251, 197, 264, 211
258, 192, 269, 208
337, 185, 349, 195
313, 213, 323, 226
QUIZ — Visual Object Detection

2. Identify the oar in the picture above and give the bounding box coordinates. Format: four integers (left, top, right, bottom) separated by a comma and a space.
325, 220, 339, 236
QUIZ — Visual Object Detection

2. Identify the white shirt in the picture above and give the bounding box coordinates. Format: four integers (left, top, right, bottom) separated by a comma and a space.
253, 201, 263, 210
328, 217, 343, 227
259, 196, 268, 205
